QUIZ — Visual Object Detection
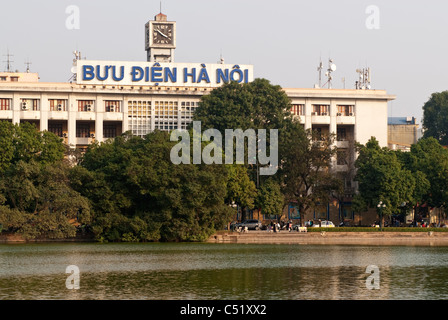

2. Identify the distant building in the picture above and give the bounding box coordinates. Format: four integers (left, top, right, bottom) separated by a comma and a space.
388, 116, 419, 151
0, 72, 39, 83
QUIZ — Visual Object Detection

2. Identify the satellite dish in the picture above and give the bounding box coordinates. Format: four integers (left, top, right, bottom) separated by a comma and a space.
330, 64, 337, 72
70, 66, 77, 74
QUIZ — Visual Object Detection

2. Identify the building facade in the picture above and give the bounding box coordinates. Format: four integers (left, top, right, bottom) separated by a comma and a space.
388, 116, 419, 151
0, 12, 396, 225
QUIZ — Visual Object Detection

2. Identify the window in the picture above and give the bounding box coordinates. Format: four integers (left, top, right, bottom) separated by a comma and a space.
180, 101, 197, 121
312, 104, 329, 116
314, 204, 328, 219
0, 77, 7, 81
49, 99, 66, 111
76, 124, 91, 138
105, 101, 121, 112
337, 105, 354, 116
337, 150, 348, 165
10, 77, 18, 82
104, 125, 117, 138
78, 100, 94, 112
341, 204, 354, 219
337, 127, 347, 141
128, 100, 152, 137
21, 99, 39, 111
0, 98, 11, 110
49, 123, 63, 137
291, 104, 304, 116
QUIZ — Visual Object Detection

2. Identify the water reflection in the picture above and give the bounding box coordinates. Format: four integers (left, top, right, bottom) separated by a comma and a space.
1, 243, 448, 300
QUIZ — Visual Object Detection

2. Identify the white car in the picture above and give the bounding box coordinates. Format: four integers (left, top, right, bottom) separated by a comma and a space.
312, 220, 335, 228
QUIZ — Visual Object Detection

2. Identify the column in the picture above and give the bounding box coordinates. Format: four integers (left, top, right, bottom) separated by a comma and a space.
12, 93, 21, 124
122, 97, 129, 133
40, 93, 48, 132
304, 99, 312, 131
95, 95, 104, 142
330, 99, 338, 169
67, 93, 77, 147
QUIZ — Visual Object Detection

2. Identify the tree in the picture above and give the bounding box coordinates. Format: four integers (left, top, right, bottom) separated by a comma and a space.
0, 161, 90, 239
353, 137, 416, 228
225, 165, 257, 221
280, 125, 342, 225
192, 78, 295, 188
0, 121, 65, 173
74, 130, 233, 242
193, 78, 292, 133
422, 91, 448, 145
193, 78, 345, 224
256, 179, 284, 219
399, 137, 448, 221
0, 122, 82, 239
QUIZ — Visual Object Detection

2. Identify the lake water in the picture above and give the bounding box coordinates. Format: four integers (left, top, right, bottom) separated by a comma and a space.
0, 242, 448, 300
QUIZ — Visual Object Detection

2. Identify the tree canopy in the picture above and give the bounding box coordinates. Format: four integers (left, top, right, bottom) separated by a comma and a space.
353, 137, 417, 226
423, 91, 448, 145
0, 122, 88, 239
193, 79, 343, 221
72, 130, 233, 242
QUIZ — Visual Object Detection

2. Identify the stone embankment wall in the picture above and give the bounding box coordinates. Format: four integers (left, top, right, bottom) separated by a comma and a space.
207, 231, 448, 246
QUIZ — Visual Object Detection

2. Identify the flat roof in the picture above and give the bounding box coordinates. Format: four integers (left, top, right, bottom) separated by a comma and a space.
388, 117, 417, 125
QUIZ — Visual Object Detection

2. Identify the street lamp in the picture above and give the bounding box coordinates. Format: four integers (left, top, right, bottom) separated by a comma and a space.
377, 201, 386, 231
228, 201, 238, 231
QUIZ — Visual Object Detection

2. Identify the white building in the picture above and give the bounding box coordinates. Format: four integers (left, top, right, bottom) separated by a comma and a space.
0, 11, 395, 170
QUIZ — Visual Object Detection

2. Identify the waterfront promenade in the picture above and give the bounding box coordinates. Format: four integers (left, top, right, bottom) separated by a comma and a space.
208, 230, 448, 246
2, 229, 448, 246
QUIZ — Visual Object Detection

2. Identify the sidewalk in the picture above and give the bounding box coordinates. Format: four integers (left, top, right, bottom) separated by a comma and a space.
207, 230, 448, 246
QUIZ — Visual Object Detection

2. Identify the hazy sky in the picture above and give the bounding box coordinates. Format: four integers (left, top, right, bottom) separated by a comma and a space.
1, 0, 447, 124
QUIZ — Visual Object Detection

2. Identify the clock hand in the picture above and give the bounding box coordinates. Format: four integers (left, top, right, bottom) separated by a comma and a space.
156, 29, 168, 38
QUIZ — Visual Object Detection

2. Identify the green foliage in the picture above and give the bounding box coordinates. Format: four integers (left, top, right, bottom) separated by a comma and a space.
405, 137, 448, 207
422, 91, 448, 145
354, 137, 416, 221
256, 179, 284, 217
193, 78, 344, 224
193, 79, 293, 133
280, 125, 343, 221
226, 165, 257, 210
75, 130, 233, 242
0, 122, 87, 240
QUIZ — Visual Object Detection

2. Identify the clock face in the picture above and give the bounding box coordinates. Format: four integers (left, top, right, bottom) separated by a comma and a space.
152, 23, 174, 45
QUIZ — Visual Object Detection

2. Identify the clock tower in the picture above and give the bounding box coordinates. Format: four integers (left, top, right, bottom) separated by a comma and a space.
145, 12, 176, 62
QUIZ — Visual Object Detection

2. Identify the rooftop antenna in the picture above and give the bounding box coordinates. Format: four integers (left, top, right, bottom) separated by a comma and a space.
73, 50, 82, 61
355, 67, 371, 90
160, 1, 162, 13
218, 49, 224, 64
3, 49, 14, 72
322, 58, 336, 89
317, 58, 323, 88
70, 50, 82, 82
25, 59, 32, 73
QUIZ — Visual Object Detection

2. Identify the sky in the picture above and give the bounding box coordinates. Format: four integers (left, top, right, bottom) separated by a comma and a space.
1, 0, 447, 124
